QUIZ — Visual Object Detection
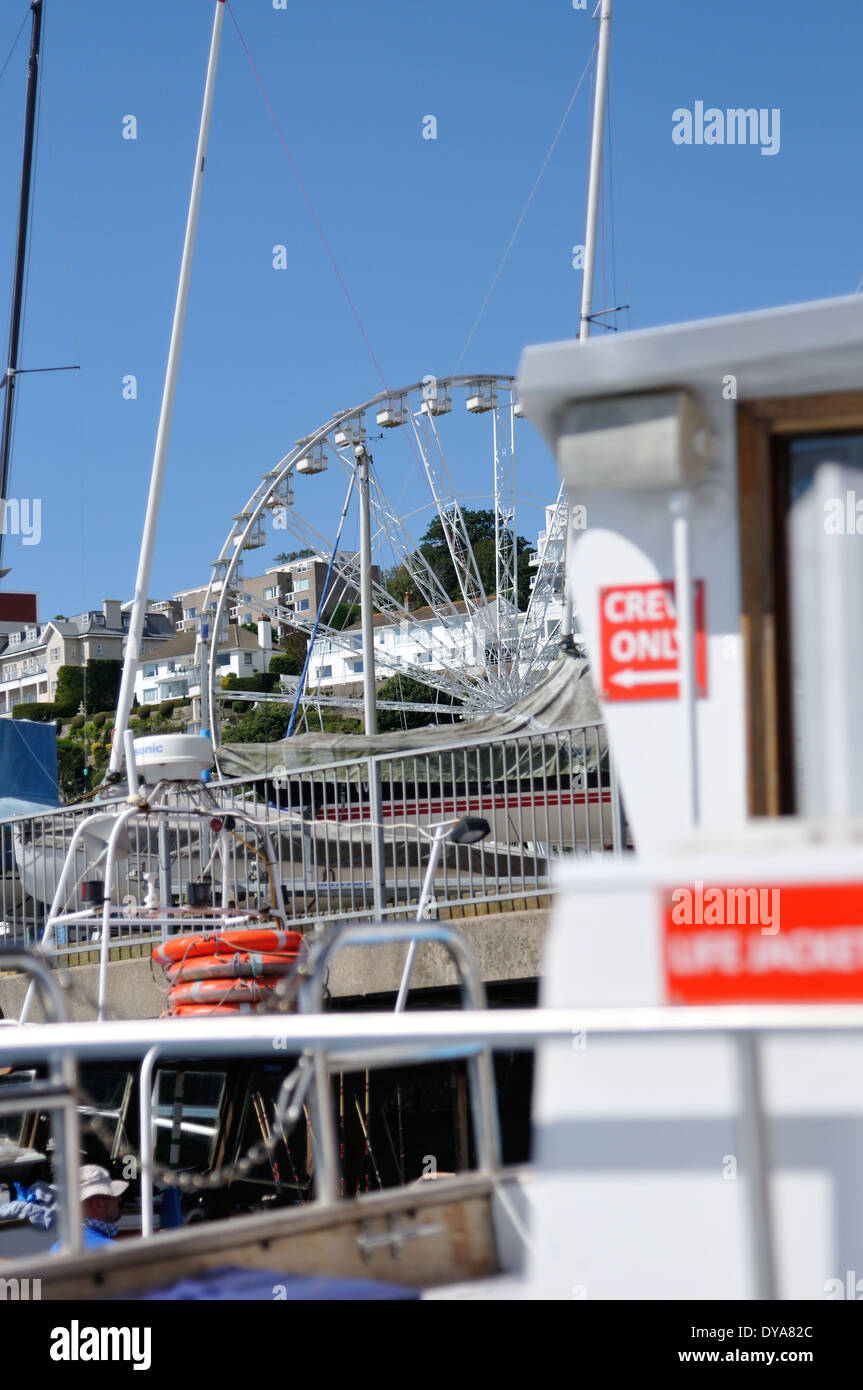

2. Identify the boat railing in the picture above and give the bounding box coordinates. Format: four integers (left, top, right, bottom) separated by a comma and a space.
295, 919, 502, 1202
0, 719, 625, 964
134, 918, 502, 1230
4, 998, 863, 1286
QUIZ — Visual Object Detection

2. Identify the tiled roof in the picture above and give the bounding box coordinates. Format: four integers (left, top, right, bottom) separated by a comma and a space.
0, 608, 175, 658
139, 624, 261, 663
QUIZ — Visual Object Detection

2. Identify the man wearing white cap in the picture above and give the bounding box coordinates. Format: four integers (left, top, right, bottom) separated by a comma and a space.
50, 1164, 128, 1251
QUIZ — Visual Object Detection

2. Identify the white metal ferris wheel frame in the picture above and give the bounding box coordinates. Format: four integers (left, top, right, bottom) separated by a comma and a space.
197, 375, 567, 742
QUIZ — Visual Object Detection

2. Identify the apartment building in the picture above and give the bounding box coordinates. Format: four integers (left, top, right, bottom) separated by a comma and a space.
172, 556, 372, 640
308, 601, 485, 691
0, 599, 175, 716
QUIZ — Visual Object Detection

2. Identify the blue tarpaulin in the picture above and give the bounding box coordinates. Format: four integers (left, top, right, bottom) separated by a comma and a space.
0, 720, 59, 821
128, 1266, 419, 1301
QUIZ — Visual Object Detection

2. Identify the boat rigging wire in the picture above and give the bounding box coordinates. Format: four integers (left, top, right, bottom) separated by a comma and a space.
225, 2, 389, 395
608, 67, 631, 332
452, 42, 598, 376
0, 0, 45, 560
0, 8, 29, 88
222, 2, 437, 562
284, 471, 357, 741
39, 67, 93, 735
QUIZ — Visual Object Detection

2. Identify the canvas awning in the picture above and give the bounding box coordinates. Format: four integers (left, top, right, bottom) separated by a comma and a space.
215, 651, 605, 783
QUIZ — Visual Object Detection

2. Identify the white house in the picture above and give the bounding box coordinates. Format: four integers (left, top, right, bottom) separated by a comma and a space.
308, 601, 488, 690
134, 622, 272, 706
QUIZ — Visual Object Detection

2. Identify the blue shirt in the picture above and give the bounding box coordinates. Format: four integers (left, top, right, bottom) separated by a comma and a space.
50, 1224, 116, 1253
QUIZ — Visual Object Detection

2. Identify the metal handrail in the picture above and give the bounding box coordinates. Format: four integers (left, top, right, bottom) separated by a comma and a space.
16, 794, 291, 1022
0, 947, 81, 1253
211, 719, 609, 789
297, 920, 502, 1202
8, 1005, 863, 1060
0, 947, 67, 1024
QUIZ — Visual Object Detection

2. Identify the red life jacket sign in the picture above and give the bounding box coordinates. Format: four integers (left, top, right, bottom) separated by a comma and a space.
598, 580, 707, 701
663, 881, 863, 1003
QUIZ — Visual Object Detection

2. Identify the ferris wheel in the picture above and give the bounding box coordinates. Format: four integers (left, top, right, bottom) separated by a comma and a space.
199, 375, 567, 737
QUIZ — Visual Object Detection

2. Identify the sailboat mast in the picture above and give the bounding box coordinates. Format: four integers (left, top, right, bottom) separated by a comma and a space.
0, 0, 44, 577
108, 0, 226, 778
579, 0, 612, 344
561, 0, 612, 641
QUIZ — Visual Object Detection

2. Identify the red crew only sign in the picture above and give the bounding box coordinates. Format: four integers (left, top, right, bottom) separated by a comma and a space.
598, 580, 707, 702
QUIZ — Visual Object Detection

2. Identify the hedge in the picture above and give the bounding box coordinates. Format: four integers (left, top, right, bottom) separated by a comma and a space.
12, 702, 72, 722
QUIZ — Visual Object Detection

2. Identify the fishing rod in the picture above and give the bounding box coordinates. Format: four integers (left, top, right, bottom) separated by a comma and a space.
353, 1096, 383, 1192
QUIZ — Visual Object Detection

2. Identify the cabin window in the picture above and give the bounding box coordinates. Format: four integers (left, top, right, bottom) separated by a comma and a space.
737, 392, 863, 815
79, 1070, 133, 1162
151, 1069, 226, 1170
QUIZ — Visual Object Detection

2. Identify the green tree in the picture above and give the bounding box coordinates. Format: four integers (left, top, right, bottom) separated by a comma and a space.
223, 673, 277, 694
278, 628, 308, 669
328, 602, 361, 630
56, 738, 86, 798
221, 704, 295, 744
272, 548, 314, 564
54, 665, 85, 713
270, 652, 300, 677
85, 658, 123, 711
387, 509, 532, 610
55, 658, 123, 715
375, 674, 461, 733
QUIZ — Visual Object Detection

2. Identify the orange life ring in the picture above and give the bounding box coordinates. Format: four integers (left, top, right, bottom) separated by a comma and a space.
167, 978, 281, 1006
152, 928, 303, 968
165, 951, 299, 984
161, 1001, 263, 1016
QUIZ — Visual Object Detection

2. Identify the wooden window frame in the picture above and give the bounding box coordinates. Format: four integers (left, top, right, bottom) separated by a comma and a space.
737, 392, 863, 815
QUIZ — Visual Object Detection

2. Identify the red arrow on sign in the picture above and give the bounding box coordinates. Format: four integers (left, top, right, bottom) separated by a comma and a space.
598, 580, 707, 702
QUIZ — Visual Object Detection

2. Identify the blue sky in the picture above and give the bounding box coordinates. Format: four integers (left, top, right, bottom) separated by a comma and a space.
0, 0, 861, 620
